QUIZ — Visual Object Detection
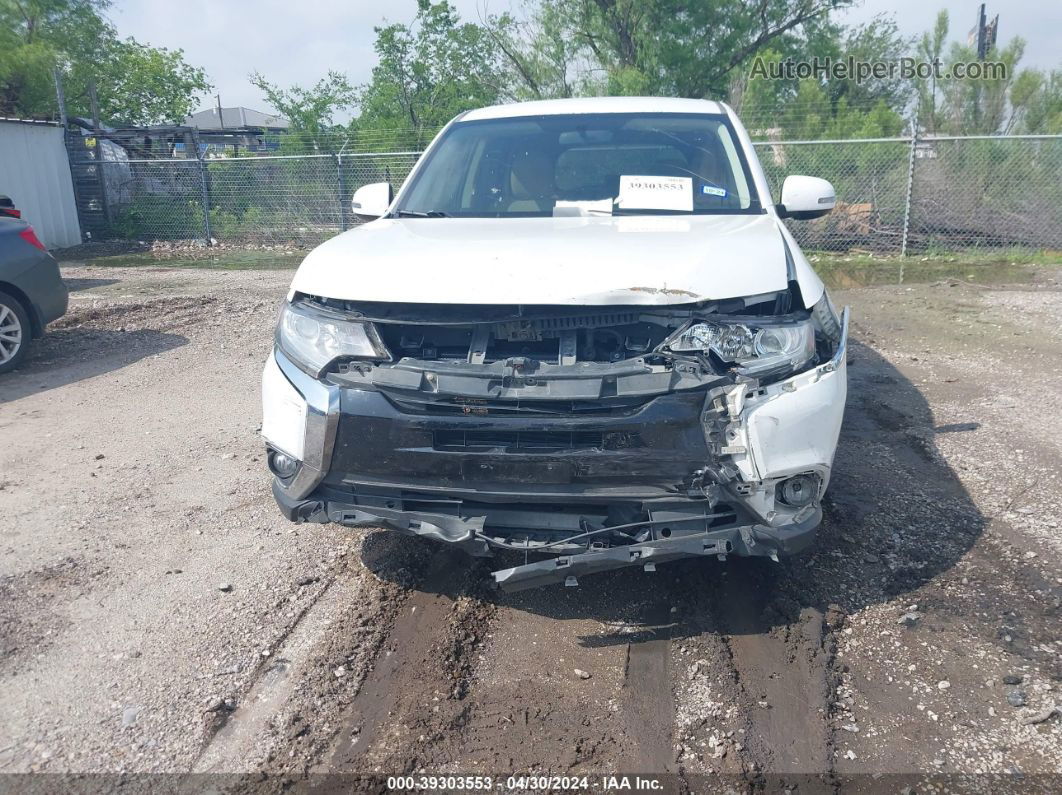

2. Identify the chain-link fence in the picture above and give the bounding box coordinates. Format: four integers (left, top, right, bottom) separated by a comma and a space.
86, 134, 1062, 254
754, 138, 913, 253
96, 151, 421, 246
754, 135, 1062, 254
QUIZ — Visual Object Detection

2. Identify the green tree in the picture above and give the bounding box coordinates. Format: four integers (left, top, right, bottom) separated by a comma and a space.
0, 0, 210, 123
1016, 70, 1062, 134
83, 38, 210, 125
915, 10, 1058, 135
735, 16, 910, 137
355, 0, 504, 148
937, 36, 1026, 134
653, 0, 852, 98
249, 70, 357, 151
829, 17, 912, 111
914, 11, 949, 133
490, 0, 852, 100
485, 0, 597, 100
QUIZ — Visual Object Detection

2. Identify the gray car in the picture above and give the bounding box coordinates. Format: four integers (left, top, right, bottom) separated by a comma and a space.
0, 216, 69, 374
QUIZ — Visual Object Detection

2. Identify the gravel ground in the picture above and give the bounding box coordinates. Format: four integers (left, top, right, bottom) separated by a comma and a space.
1, 264, 1059, 790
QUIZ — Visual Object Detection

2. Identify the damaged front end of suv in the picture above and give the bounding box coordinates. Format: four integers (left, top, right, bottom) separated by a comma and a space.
260, 97, 849, 590
263, 285, 847, 591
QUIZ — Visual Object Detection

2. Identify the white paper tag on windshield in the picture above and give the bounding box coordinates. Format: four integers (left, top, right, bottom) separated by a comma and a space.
616, 175, 693, 212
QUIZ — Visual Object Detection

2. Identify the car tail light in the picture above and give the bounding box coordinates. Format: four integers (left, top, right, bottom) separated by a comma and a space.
18, 227, 47, 251
0, 207, 20, 219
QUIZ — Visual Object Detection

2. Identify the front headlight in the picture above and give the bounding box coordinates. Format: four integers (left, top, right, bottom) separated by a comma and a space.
669, 318, 815, 378
276, 300, 390, 376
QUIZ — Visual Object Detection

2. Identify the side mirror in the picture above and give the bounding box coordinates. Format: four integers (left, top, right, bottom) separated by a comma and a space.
351, 182, 393, 221
777, 175, 835, 220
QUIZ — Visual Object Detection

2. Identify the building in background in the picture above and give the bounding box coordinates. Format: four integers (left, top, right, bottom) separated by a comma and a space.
182, 106, 291, 156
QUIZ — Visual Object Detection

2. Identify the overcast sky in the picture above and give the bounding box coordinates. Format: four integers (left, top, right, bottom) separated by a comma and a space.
111, 0, 1061, 118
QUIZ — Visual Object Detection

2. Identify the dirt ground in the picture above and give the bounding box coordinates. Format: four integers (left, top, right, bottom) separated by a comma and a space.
1, 263, 1060, 791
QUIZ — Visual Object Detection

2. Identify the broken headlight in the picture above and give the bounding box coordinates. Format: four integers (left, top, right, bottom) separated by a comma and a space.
277, 300, 390, 376
669, 317, 815, 378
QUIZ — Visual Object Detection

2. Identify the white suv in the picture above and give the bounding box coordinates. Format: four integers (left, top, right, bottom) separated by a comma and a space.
262, 97, 848, 590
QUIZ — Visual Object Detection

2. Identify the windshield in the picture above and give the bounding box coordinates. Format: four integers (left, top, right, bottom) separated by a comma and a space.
394, 112, 761, 218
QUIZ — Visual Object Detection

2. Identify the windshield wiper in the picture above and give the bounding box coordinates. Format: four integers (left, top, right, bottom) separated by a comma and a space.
392, 209, 450, 218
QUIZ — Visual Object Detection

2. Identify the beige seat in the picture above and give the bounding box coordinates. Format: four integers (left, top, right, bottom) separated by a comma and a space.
508, 149, 555, 212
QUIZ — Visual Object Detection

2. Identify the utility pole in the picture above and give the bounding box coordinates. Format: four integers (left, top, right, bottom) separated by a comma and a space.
86, 79, 112, 228
88, 80, 102, 132
52, 68, 68, 127
969, 4, 999, 61
967, 5, 1000, 131
216, 94, 225, 129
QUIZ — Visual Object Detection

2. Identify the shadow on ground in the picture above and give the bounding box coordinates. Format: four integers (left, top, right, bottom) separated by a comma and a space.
364, 337, 989, 644
0, 328, 186, 404
63, 277, 120, 292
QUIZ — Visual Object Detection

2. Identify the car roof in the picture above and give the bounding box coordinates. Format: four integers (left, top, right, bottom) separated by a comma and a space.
459, 96, 727, 122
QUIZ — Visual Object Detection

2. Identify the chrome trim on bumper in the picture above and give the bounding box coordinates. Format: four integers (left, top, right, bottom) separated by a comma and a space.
273, 347, 340, 499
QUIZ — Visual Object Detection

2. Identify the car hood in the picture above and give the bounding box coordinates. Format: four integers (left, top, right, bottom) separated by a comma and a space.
290, 213, 789, 305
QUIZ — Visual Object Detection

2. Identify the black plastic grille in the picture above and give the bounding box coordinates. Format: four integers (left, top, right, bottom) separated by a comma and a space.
433, 429, 613, 452
385, 393, 653, 417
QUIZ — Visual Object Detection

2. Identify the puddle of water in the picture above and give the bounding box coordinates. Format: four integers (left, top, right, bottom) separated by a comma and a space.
816, 260, 1041, 289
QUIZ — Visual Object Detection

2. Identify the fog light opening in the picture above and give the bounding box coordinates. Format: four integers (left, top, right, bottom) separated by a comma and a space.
269, 450, 300, 478
777, 474, 817, 507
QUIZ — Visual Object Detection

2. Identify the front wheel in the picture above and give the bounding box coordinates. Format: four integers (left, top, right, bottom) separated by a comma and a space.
0, 290, 31, 374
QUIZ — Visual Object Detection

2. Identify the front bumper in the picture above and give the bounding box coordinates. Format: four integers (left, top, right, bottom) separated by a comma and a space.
262, 309, 848, 590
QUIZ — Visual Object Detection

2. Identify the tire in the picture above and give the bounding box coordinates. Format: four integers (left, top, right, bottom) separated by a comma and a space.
0, 290, 31, 375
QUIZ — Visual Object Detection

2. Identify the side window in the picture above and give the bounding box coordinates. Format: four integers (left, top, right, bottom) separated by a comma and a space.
715, 126, 752, 209
408, 133, 475, 210
458, 138, 487, 209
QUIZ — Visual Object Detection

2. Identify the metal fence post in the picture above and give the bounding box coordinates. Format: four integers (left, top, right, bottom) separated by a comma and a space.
197, 153, 212, 246
899, 115, 919, 264
336, 153, 348, 232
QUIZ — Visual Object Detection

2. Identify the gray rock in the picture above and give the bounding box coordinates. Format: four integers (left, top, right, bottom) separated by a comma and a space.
1020, 706, 1060, 725
1002, 674, 1023, 685
1007, 690, 1027, 707
218, 583, 233, 592
897, 611, 921, 627
122, 706, 141, 727
574, 668, 591, 680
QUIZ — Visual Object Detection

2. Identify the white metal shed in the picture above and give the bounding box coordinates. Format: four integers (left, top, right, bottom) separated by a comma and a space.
0, 119, 82, 249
